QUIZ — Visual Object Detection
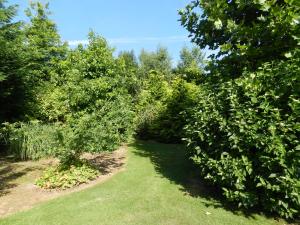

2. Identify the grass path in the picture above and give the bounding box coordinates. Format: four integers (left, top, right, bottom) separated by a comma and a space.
0, 142, 284, 225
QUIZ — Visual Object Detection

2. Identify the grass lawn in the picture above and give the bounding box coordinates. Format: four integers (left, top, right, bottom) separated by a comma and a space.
0, 142, 286, 225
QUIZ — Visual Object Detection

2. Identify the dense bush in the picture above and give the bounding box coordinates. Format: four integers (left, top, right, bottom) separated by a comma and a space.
135, 70, 171, 139
137, 77, 200, 143
183, 51, 300, 218
155, 79, 201, 142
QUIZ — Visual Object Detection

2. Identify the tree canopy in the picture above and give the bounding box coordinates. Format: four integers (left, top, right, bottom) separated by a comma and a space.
179, 0, 300, 76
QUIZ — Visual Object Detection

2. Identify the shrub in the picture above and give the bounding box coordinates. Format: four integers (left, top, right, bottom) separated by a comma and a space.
183, 51, 300, 218
151, 78, 201, 143
135, 70, 171, 139
135, 70, 202, 143
36, 162, 100, 190
63, 96, 135, 158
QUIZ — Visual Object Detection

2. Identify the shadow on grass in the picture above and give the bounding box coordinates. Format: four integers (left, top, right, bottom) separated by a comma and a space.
0, 156, 40, 197
88, 154, 125, 175
131, 141, 288, 222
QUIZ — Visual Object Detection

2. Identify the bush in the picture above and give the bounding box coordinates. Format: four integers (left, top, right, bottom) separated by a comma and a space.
62, 96, 135, 158
36, 162, 100, 189
135, 70, 171, 139
149, 78, 201, 142
135, 70, 202, 143
183, 51, 300, 218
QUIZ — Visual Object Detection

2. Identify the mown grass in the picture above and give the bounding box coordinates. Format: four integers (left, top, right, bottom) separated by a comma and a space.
0, 142, 286, 225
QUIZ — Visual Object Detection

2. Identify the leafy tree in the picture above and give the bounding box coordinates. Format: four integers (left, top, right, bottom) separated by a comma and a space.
24, 1, 67, 81
0, 0, 25, 122
138, 46, 173, 80
184, 52, 300, 218
177, 46, 205, 70
180, 0, 300, 218
135, 70, 172, 139
117, 50, 140, 98
176, 46, 205, 83
179, 0, 300, 76
118, 50, 138, 70
38, 32, 135, 165
23, 1, 67, 118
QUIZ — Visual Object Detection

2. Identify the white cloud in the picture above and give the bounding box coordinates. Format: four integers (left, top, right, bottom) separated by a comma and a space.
67, 40, 89, 46
67, 35, 189, 46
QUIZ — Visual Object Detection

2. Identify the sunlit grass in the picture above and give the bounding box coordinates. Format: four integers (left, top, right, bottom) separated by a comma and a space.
0, 142, 285, 225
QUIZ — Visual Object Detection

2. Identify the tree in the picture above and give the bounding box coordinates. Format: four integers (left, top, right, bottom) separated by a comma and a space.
176, 46, 205, 83
118, 50, 138, 70
0, 0, 25, 122
138, 46, 172, 80
179, 0, 300, 218
177, 46, 205, 70
24, 1, 67, 80
179, 0, 300, 77
117, 50, 140, 99
38, 32, 135, 165
23, 1, 67, 118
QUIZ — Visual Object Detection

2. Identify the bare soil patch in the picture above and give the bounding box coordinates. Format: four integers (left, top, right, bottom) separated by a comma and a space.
0, 146, 127, 217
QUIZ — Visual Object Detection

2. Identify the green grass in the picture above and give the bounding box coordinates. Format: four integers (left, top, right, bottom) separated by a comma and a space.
0, 142, 285, 225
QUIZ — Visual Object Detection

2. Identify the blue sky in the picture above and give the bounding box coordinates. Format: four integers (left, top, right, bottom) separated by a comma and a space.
9, 0, 200, 64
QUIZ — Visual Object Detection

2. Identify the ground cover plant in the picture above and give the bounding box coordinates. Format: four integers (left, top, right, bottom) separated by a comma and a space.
35, 163, 100, 190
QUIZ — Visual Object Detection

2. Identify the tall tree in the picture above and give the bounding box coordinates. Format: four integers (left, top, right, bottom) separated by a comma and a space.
176, 46, 205, 83
177, 46, 205, 70
23, 1, 67, 118
0, 0, 25, 122
117, 50, 140, 98
118, 50, 138, 70
24, 1, 67, 82
138, 46, 172, 80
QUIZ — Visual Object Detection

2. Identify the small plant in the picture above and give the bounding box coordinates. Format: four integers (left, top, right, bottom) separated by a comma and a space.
36, 161, 100, 190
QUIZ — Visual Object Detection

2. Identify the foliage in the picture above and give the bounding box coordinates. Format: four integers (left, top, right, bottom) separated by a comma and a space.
138, 46, 173, 81
183, 52, 300, 218
177, 46, 205, 70
36, 162, 100, 190
24, 1, 67, 82
0, 0, 26, 122
37, 32, 135, 165
156, 79, 201, 142
136, 77, 201, 143
179, 0, 300, 75
117, 50, 140, 99
1, 0, 299, 219
135, 70, 171, 139
118, 50, 138, 70
175, 46, 206, 83
23, 1, 67, 119
1, 121, 60, 160
179, 0, 300, 218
